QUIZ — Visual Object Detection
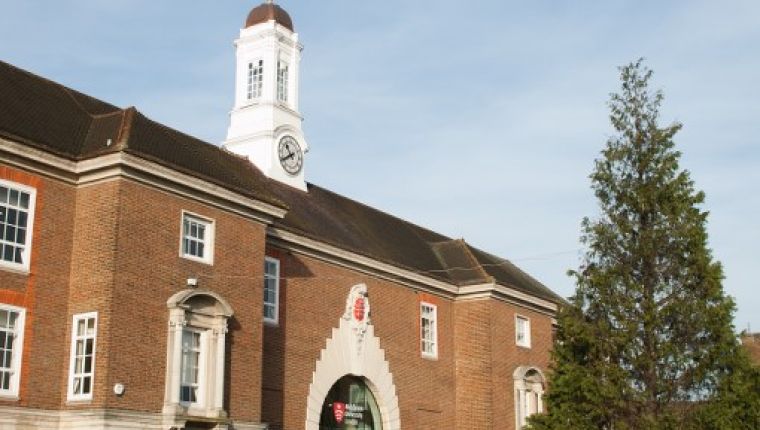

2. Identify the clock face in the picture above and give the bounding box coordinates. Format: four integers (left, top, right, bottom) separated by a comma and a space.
278, 136, 303, 175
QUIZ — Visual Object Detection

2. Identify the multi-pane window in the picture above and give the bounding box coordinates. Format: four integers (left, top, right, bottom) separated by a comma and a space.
181, 213, 214, 264
0, 305, 25, 397
0, 181, 35, 271
180, 329, 203, 404
247, 60, 264, 100
68, 313, 97, 400
420, 302, 437, 359
263, 257, 280, 324
277, 61, 289, 103
516, 316, 531, 348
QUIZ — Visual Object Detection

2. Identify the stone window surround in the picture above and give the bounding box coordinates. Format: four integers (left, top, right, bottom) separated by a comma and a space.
514, 366, 545, 429
163, 289, 233, 429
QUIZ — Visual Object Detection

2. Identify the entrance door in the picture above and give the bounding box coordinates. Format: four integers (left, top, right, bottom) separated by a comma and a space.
319, 375, 383, 430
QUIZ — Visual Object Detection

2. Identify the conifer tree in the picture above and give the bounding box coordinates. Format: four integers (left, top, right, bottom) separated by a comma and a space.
529, 60, 760, 429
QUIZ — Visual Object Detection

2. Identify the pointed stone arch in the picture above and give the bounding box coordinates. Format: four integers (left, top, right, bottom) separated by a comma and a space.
305, 284, 401, 429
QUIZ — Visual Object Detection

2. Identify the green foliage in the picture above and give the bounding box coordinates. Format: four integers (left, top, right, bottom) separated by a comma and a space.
528, 59, 759, 429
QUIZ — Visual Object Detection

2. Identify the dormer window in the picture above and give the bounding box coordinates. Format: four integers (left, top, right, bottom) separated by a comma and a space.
277, 61, 289, 103
247, 60, 263, 100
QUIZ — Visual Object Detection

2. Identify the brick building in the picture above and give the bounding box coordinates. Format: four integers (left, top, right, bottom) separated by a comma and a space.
0, 2, 563, 429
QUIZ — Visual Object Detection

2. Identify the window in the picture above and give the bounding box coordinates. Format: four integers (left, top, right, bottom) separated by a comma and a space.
68, 312, 97, 401
264, 257, 280, 324
420, 302, 437, 359
164, 290, 232, 422
516, 315, 531, 348
0, 305, 25, 398
180, 212, 214, 264
180, 329, 203, 404
247, 60, 263, 100
514, 367, 545, 428
277, 61, 289, 103
0, 180, 36, 272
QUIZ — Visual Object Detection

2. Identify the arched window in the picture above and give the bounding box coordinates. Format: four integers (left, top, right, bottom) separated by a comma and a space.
163, 289, 233, 428
319, 375, 383, 430
514, 366, 545, 428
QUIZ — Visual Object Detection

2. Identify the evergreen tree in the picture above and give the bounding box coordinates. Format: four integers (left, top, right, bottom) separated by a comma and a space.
528, 59, 760, 429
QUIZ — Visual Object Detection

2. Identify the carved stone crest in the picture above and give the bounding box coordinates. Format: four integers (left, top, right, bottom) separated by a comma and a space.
342, 284, 371, 346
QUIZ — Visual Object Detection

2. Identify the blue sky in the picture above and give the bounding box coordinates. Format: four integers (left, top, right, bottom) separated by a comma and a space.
2, 1, 758, 331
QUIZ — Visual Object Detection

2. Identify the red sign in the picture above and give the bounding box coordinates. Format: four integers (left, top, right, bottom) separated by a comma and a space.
353, 297, 365, 322
333, 402, 346, 423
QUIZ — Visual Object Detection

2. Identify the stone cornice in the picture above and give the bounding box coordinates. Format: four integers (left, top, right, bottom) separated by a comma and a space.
0, 137, 286, 224
267, 227, 559, 314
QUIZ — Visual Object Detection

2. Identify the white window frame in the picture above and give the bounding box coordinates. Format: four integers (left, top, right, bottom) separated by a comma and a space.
246, 59, 264, 100
67, 312, 98, 401
420, 302, 438, 359
179, 211, 215, 265
179, 328, 206, 407
516, 315, 531, 348
263, 257, 280, 325
276, 60, 289, 103
0, 304, 26, 399
0, 180, 36, 273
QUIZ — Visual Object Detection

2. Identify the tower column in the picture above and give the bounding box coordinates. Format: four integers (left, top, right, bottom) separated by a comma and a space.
223, 2, 308, 191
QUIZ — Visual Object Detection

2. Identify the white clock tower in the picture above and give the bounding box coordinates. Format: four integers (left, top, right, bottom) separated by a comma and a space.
223, 1, 308, 191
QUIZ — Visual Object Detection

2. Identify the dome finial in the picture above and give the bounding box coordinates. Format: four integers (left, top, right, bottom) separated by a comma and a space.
245, 1, 293, 31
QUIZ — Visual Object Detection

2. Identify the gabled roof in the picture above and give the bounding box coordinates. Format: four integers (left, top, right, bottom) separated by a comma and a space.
0, 59, 564, 305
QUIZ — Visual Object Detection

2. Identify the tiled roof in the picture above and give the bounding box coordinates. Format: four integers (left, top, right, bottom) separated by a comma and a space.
0, 60, 284, 209
0, 59, 564, 305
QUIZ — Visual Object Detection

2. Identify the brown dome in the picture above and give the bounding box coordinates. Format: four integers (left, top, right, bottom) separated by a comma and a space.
245, 2, 294, 31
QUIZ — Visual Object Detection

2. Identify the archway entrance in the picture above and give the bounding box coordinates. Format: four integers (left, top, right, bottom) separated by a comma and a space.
319, 375, 383, 430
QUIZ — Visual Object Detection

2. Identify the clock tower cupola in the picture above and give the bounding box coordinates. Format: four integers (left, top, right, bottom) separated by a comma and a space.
223, 1, 308, 191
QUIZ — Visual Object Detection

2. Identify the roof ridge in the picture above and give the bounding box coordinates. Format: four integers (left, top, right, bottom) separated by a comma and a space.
115, 107, 136, 150
61, 86, 97, 116
458, 239, 494, 283
428, 239, 493, 283
90, 109, 125, 120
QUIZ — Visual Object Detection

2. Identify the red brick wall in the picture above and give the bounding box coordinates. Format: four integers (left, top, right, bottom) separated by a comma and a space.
64, 179, 120, 409
0, 163, 557, 430
0, 169, 268, 421
261, 247, 458, 430
0, 166, 75, 410
101, 179, 268, 422
454, 300, 494, 429
490, 301, 553, 428
260, 246, 556, 430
